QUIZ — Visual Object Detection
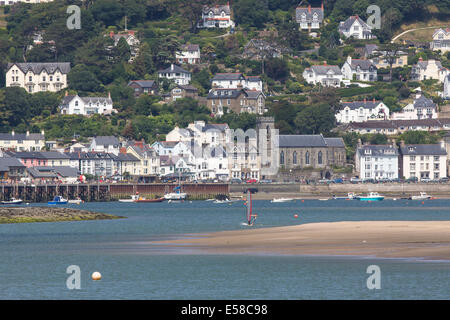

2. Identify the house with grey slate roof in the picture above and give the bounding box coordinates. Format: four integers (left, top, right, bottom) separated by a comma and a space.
336, 99, 389, 123
302, 63, 343, 87
278, 134, 346, 170
158, 64, 191, 85
6, 62, 70, 93
338, 15, 375, 40
399, 142, 447, 180
89, 136, 121, 155
0, 156, 26, 180
127, 80, 158, 97
176, 44, 201, 64
430, 28, 450, 53
59, 92, 114, 116
198, 2, 234, 29
391, 92, 438, 120
355, 142, 399, 181
341, 56, 377, 81
295, 3, 324, 31
0, 131, 45, 152
411, 58, 449, 83
207, 87, 266, 116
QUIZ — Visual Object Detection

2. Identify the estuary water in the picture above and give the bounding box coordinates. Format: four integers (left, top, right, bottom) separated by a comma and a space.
1, 199, 449, 299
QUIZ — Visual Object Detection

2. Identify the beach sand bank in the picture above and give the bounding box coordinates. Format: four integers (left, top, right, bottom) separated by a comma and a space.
155, 221, 450, 260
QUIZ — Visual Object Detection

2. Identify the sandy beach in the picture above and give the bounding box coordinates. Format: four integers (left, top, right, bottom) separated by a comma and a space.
155, 221, 450, 260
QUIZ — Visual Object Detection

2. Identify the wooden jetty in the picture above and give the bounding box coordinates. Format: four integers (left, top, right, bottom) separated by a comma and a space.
0, 183, 229, 202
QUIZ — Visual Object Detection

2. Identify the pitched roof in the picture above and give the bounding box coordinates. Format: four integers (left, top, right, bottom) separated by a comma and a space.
295, 6, 324, 23
127, 80, 156, 88
400, 144, 447, 156
279, 135, 327, 148
307, 65, 342, 75
348, 59, 376, 71
357, 144, 398, 156
180, 44, 200, 51
339, 16, 371, 32
340, 100, 383, 110
413, 95, 436, 108
92, 136, 120, 146
0, 157, 25, 171
7, 62, 71, 74
211, 73, 245, 81
324, 137, 345, 148
0, 132, 44, 141
202, 4, 231, 15
158, 64, 190, 74
207, 88, 245, 99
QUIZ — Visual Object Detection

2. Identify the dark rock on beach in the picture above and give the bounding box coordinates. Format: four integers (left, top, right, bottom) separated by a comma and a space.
0, 207, 124, 224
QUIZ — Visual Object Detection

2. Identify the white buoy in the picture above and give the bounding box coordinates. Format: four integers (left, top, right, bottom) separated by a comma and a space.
92, 271, 102, 281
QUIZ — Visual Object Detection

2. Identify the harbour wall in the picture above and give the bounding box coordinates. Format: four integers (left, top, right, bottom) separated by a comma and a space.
230, 183, 450, 199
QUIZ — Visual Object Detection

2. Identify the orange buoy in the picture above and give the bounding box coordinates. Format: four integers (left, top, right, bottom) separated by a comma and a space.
91, 272, 102, 281
422, 201, 424, 204
294, 214, 299, 218
301, 200, 304, 203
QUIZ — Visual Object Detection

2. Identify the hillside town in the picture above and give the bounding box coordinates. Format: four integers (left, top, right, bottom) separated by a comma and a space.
0, 0, 450, 185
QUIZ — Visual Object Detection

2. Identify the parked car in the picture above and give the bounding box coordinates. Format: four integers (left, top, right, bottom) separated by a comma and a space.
230, 178, 242, 184
246, 179, 258, 184
260, 179, 273, 184
420, 178, 432, 183
405, 177, 418, 183
440, 177, 449, 183
350, 177, 362, 184
332, 178, 343, 184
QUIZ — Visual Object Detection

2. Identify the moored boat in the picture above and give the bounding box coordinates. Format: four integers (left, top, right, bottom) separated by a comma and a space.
408, 192, 431, 200
354, 192, 384, 201
1, 197, 23, 205
134, 197, 165, 203
332, 192, 355, 200
48, 196, 68, 205
270, 198, 295, 203
68, 197, 84, 204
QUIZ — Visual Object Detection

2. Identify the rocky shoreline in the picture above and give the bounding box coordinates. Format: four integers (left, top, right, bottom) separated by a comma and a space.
0, 207, 124, 224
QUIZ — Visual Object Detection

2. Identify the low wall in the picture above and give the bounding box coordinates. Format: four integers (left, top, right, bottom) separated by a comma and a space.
230, 183, 450, 199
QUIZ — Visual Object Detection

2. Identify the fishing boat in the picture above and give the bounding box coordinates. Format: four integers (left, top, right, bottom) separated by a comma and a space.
354, 192, 384, 201
213, 198, 241, 204
1, 197, 23, 205
48, 196, 68, 205
408, 192, 431, 200
245, 190, 257, 226
118, 195, 139, 202
332, 192, 355, 200
270, 198, 295, 203
164, 185, 187, 200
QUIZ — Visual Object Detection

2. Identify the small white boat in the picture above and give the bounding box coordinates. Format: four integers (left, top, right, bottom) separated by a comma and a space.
332, 193, 355, 200
68, 198, 83, 204
318, 198, 329, 201
119, 195, 139, 203
164, 192, 187, 200
409, 192, 431, 200
1, 197, 23, 205
270, 198, 295, 203
213, 199, 241, 204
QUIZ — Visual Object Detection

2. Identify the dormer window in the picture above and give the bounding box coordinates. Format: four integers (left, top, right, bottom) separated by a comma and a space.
364, 149, 371, 155
301, 13, 306, 21
313, 13, 318, 21
409, 147, 414, 152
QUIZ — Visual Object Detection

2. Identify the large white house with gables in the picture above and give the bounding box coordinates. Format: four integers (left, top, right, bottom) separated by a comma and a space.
59, 92, 114, 116
338, 15, 375, 40
336, 99, 389, 123
341, 56, 377, 81
295, 3, 324, 31
303, 63, 343, 87
198, 2, 234, 29
6, 62, 70, 93
430, 28, 450, 53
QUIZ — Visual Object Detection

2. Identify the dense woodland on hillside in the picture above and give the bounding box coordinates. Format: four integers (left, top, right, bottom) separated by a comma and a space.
0, 0, 449, 153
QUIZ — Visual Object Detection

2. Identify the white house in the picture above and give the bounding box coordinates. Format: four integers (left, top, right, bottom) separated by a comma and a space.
89, 136, 120, 156
0, 131, 45, 152
198, 2, 234, 29
158, 64, 191, 85
336, 99, 389, 123
176, 44, 201, 64
411, 58, 449, 83
303, 63, 343, 87
341, 56, 377, 81
444, 74, 450, 100
399, 142, 447, 180
295, 3, 324, 31
211, 73, 263, 91
0, 0, 53, 5
355, 143, 399, 181
59, 93, 114, 115
6, 62, 70, 93
338, 15, 375, 40
430, 28, 450, 53
391, 92, 438, 120
108, 30, 140, 62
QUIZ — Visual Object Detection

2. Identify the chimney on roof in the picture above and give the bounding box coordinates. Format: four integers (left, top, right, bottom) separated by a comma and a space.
108, 91, 111, 99
418, 57, 423, 62
321, 1, 324, 10
171, 64, 174, 71
347, 56, 352, 64
26, 131, 29, 137
373, 98, 376, 103
323, 61, 327, 66
120, 147, 127, 154
65, 91, 68, 97
11, 130, 14, 136
109, 31, 114, 38
308, 5, 311, 13
128, 30, 134, 36
41, 130, 45, 136
400, 140, 405, 148
364, 98, 366, 104
440, 140, 445, 150
357, 138, 362, 148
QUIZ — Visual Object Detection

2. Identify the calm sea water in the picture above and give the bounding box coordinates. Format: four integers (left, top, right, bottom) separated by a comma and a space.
1, 199, 450, 299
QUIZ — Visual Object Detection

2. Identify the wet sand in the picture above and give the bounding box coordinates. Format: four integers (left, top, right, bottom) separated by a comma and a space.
155, 221, 450, 260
